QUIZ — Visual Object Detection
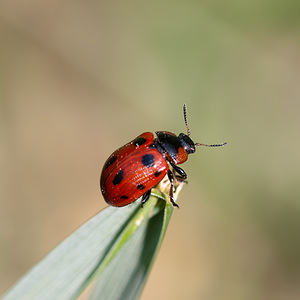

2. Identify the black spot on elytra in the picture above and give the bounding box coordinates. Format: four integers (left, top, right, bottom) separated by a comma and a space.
133, 137, 147, 147
120, 195, 128, 200
149, 143, 156, 149
154, 170, 161, 177
105, 156, 117, 169
141, 154, 155, 168
137, 184, 145, 190
113, 170, 124, 185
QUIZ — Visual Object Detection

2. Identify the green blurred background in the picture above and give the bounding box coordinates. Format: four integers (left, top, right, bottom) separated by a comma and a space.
1, 1, 300, 299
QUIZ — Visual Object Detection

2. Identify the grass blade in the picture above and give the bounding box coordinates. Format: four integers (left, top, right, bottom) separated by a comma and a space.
1, 178, 183, 300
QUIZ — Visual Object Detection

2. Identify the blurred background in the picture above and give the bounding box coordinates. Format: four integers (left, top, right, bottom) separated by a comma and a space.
1, 1, 300, 299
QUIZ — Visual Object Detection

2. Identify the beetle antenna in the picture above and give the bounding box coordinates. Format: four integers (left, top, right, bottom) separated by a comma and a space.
183, 104, 191, 136
195, 142, 227, 147
183, 104, 227, 147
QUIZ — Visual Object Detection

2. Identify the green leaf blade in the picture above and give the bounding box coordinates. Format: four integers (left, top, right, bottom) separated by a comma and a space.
1, 189, 177, 300
1, 202, 141, 300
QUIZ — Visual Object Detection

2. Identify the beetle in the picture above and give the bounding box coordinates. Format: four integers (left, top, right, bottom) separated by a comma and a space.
100, 104, 226, 208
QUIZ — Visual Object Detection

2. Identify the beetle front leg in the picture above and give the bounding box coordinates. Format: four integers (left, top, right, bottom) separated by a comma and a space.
170, 162, 187, 179
170, 162, 188, 184
167, 170, 179, 208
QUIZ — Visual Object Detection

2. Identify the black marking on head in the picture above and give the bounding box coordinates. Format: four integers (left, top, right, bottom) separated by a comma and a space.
120, 195, 128, 200
178, 133, 195, 154
113, 170, 124, 185
141, 154, 155, 168
105, 156, 117, 169
154, 170, 161, 177
137, 184, 145, 190
133, 137, 147, 147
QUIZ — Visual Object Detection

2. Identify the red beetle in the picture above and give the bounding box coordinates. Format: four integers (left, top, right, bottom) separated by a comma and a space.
100, 105, 226, 208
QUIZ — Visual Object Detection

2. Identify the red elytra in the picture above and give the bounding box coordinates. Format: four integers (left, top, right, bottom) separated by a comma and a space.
100, 105, 226, 208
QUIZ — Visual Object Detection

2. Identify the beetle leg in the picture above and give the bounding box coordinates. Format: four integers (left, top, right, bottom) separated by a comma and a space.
170, 162, 187, 179
141, 189, 151, 207
167, 170, 179, 208
175, 175, 188, 184
170, 162, 188, 184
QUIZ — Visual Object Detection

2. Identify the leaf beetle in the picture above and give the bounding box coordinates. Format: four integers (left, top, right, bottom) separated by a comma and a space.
100, 104, 226, 207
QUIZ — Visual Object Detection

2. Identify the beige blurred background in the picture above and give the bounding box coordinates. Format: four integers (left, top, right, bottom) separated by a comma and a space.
1, 1, 300, 299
